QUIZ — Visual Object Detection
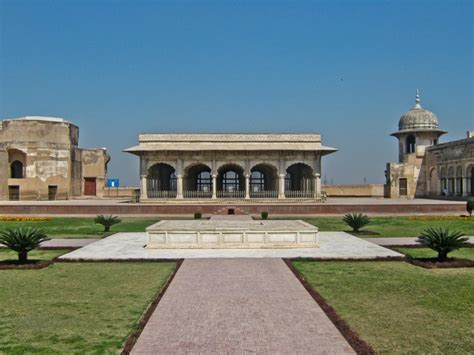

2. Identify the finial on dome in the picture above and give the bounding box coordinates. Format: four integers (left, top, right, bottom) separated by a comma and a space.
414, 89, 422, 109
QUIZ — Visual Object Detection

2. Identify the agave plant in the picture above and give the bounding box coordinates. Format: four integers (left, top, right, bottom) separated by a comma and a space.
417, 228, 468, 262
342, 213, 370, 232
94, 215, 122, 233
0, 227, 50, 263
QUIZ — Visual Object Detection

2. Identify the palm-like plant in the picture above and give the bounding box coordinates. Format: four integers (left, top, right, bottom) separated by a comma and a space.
0, 227, 50, 263
417, 228, 468, 262
94, 215, 121, 233
342, 213, 370, 232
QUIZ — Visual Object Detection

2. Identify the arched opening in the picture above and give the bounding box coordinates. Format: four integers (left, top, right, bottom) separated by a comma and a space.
429, 168, 438, 196
217, 164, 244, 198
285, 163, 314, 198
439, 167, 447, 195
406, 135, 416, 154
447, 166, 455, 196
10, 160, 24, 179
184, 164, 212, 198
147, 163, 176, 198
456, 166, 463, 196
250, 163, 278, 198
470, 166, 474, 196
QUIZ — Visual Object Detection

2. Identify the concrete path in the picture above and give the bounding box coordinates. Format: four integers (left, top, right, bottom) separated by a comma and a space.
132, 258, 354, 354
59, 232, 402, 260
41, 238, 99, 248
366, 236, 474, 246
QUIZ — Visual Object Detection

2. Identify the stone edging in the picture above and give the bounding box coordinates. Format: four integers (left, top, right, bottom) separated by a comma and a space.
283, 259, 375, 355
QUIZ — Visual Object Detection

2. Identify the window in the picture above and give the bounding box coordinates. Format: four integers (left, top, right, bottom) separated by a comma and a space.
196, 171, 212, 192
250, 171, 265, 192
10, 160, 24, 178
406, 135, 416, 154
222, 171, 240, 192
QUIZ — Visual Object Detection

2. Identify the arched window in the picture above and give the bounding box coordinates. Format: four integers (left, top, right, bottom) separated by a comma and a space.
196, 171, 212, 192
10, 160, 24, 179
250, 171, 265, 192
222, 171, 240, 192
406, 135, 416, 154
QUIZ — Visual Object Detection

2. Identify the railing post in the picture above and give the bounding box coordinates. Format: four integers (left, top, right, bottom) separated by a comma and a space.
278, 174, 286, 199
140, 175, 148, 200
313, 173, 321, 199
212, 174, 217, 199
176, 174, 183, 199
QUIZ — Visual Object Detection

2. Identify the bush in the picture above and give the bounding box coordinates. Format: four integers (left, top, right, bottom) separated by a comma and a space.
261, 211, 269, 220
417, 228, 468, 262
467, 200, 474, 216
194, 212, 202, 219
0, 227, 50, 263
94, 215, 121, 233
342, 213, 370, 232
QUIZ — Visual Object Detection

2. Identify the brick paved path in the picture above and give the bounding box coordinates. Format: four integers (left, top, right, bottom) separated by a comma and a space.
132, 258, 354, 354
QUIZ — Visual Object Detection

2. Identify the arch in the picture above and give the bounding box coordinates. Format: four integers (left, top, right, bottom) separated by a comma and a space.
447, 166, 455, 195
468, 165, 474, 196
217, 163, 245, 197
147, 163, 176, 198
429, 168, 438, 196
406, 135, 416, 154
184, 163, 212, 196
285, 163, 314, 197
250, 163, 278, 197
439, 166, 447, 195
455, 166, 463, 196
10, 160, 24, 179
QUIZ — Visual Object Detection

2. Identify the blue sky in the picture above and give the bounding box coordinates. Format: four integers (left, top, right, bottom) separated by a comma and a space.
1, 0, 472, 186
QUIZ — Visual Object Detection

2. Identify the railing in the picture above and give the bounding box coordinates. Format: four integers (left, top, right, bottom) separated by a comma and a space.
184, 190, 212, 199
285, 190, 315, 198
250, 190, 278, 198
147, 190, 177, 199
217, 190, 245, 199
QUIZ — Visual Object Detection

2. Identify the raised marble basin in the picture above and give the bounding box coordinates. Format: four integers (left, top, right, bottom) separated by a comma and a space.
146, 219, 319, 249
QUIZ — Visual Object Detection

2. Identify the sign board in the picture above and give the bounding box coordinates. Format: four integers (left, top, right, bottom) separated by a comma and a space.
106, 179, 120, 188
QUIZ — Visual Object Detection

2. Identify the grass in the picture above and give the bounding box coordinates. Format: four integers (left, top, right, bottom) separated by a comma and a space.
293, 260, 474, 354
0, 262, 176, 353
0, 249, 70, 262
395, 247, 474, 261
0, 217, 159, 239
303, 216, 474, 237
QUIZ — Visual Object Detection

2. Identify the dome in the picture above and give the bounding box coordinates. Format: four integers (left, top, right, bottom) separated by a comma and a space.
398, 91, 439, 131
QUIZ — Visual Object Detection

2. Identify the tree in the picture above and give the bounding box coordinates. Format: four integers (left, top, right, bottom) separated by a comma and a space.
94, 215, 121, 233
0, 227, 50, 263
342, 213, 370, 232
416, 228, 468, 262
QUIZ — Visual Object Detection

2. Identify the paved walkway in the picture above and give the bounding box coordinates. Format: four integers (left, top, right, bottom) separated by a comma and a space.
41, 239, 99, 248
366, 236, 474, 246
132, 258, 354, 354
59, 232, 402, 260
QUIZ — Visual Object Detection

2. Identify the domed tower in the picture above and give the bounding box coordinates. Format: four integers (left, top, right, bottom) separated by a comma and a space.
385, 90, 446, 198
391, 90, 446, 162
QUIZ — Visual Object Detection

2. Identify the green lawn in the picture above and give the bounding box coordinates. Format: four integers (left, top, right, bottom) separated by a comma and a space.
293, 260, 474, 354
395, 247, 474, 261
0, 249, 70, 262
0, 262, 175, 353
303, 216, 474, 237
0, 217, 159, 238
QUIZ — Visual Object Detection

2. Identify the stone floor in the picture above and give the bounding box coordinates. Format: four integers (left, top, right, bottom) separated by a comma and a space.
365, 236, 474, 246
59, 232, 402, 260
132, 258, 355, 354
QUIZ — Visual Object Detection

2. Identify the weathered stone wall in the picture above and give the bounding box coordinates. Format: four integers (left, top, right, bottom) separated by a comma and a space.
323, 184, 384, 197
81, 148, 109, 197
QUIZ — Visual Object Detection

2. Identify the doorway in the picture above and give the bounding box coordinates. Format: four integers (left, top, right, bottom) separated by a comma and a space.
8, 186, 20, 200
48, 185, 58, 200
399, 178, 408, 196
84, 178, 97, 196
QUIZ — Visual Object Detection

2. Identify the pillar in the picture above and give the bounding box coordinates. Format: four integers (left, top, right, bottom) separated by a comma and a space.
313, 173, 321, 199
462, 177, 469, 197
176, 174, 183, 199
278, 174, 286, 199
245, 173, 250, 199
212, 174, 217, 199
140, 175, 148, 200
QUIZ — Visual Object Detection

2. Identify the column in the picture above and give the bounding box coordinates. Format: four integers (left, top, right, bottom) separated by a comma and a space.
140, 175, 148, 200
278, 174, 286, 199
245, 173, 250, 199
462, 177, 469, 197
313, 173, 321, 199
176, 174, 183, 199
212, 174, 217, 199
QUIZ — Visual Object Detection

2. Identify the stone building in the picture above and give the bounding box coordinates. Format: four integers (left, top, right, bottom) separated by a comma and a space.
385, 91, 473, 198
0, 116, 110, 200
125, 134, 336, 202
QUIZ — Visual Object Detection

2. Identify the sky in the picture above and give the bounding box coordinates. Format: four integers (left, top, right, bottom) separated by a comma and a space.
0, 0, 472, 186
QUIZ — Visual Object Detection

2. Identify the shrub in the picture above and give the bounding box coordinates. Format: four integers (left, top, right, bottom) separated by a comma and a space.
94, 215, 121, 233
261, 211, 269, 220
342, 213, 370, 232
194, 212, 202, 219
0, 227, 50, 263
416, 227, 468, 262
467, 200, 474, 217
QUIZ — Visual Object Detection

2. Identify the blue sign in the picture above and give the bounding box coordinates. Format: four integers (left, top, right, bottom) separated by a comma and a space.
107, 179, 120, 188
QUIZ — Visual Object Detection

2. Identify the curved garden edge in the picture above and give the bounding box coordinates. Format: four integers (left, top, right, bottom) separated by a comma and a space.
283, 258, 375, 355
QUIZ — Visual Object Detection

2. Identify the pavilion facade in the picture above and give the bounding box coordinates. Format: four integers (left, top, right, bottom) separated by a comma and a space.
125, 134, 336, 202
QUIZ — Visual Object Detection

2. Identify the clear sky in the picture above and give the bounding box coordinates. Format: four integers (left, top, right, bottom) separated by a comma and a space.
1, 0, 472, 186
